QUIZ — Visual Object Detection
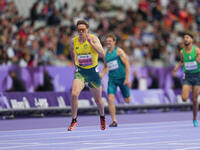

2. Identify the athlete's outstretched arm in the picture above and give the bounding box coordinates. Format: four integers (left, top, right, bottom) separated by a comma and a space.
117, 48, 130, 85
86, 35, 105, 58
195, 47, 200, 64
173, 50, 183, 72
69, 38, 76, 66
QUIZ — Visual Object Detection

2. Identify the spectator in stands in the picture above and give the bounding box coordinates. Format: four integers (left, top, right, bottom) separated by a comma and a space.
148, 71, 159, 89
46, 1, 61, 26
30, 1, 40, 26
18, 52, 32, 67
0, 48, 5, 64
131, 70, 139, 89
36, 70, 54, 91
7, 70, 26, 92
0, 0, 199, 69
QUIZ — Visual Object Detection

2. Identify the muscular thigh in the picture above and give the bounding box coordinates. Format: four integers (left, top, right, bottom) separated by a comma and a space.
89, 86, 102, 101
182, 84, 192, 99
72, 75, 85, 94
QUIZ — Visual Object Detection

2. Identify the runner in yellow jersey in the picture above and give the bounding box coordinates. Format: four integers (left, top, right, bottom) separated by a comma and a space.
68, 20, 106, 131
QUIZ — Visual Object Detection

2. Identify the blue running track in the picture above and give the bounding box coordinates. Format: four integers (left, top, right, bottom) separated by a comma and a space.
0, 111, 200, 150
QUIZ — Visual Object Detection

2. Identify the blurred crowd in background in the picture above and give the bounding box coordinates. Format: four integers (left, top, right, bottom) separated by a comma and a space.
0, 0, 200, 67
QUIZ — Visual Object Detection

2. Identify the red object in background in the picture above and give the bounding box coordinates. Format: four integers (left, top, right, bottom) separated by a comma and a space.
0, 0, 6, 10
18, 30, 28, 40
138, 0, 150, 11
164, 12, 177, 27
179, 9, 193, 29
28, 60, 34, 67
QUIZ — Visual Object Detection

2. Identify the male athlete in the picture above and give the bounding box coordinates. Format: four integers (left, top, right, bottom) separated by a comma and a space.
173, 33, 200, 127
68, 20, 106, 131
100, 34, 131, 127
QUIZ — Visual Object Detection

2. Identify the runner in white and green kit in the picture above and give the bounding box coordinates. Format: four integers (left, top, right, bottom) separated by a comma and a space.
100, 34, 131, 127
173, 33, 200, 127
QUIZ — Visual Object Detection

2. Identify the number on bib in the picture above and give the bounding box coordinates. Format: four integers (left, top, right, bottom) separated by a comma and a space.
78, 54, 93, 66
107, 60, 119, 71
185, 61, 197, 70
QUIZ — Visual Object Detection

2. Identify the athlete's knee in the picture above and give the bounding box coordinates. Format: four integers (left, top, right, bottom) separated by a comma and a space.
93, 97, 102, 105
192, 97, 198, 104
193, 93, 199, 102
108, 98, 115, 105
71, 91, 79, 100
108, 95, 115, 104
124, 97, 131, 104
193, 100, 198, 105
182, 95, 188, 102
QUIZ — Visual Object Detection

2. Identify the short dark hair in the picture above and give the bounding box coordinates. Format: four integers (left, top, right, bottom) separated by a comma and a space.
106, 33, 116, 41
184, 32, 194, 39
76, 20, 89, 29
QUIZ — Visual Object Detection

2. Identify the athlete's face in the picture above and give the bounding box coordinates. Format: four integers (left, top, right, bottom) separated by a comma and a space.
105, 37, 116, 49
77, 24, 88, 37
184, 35, 193, 46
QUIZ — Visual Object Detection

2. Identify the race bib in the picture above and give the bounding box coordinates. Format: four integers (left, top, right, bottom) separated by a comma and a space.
107, 60, 119, 71
185, 61, 198, 70
78, 54, 93, 66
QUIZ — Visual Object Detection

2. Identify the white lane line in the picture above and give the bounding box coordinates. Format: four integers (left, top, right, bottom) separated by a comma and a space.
0, 124, 195, 143
169, 142, 200, 146
0, 134, 182, 150
0, 142, 40, 145
83, 142, 126, 145
115, 120, 191, 127
0, 120, 192, 133
0, 131, 147, 143
0, 143, 43, 150
175, 147, 200, 150
0, 127, 64, 133
0, 131, 66, 138
0, 123, 193, 138
76, 139, 200, 150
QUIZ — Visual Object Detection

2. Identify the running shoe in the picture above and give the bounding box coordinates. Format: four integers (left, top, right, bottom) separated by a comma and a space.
193, 120, 198, 127
100, 116, 106, 130
68, 121, 78, 131
109, 121, 118, 127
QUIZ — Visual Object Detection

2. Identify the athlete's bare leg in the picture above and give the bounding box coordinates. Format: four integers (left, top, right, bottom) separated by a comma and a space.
89, 86, 105, 116
108, 94, 117, 122
182, 84, 192, 102
192, 86, 200, 120
71, 78, 85, 119
90, 86, 106, 130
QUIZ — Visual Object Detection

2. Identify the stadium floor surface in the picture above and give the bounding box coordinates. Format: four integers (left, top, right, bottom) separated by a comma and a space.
0, 111, 200, 150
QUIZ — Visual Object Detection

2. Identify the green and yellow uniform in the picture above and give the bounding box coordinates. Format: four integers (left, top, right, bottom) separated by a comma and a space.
73, 35, 101, 88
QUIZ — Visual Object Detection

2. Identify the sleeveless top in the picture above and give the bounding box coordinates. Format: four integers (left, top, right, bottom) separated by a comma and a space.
74, 34, 98, 69
182, 46, 200, 73
105, 46, 125, 79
